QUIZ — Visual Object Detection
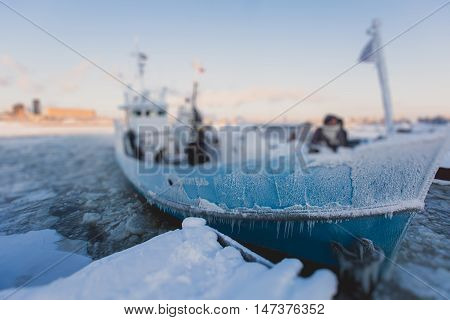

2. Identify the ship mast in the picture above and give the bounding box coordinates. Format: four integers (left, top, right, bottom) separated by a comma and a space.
132, 37, 148, 96
191, 63, 204, 128
360, 19, 394, 135
371, 20, 394, 135
136, 51, 147, 94
191, 81, 198, 110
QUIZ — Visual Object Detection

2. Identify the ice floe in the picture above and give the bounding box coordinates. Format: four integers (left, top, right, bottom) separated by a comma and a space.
0, 229, 91, 291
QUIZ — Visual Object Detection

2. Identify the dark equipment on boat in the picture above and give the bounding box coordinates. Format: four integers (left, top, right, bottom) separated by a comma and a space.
435, 167, 450, 181
185, 127, 211, 166
310, 114, 349, 153
309, 114, 365, 153
332, 238, 384, 299
123, 129, 144, 161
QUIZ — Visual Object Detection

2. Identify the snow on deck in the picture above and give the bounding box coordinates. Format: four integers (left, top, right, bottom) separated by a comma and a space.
349, 123, 450, 169
1, 218, 337, 299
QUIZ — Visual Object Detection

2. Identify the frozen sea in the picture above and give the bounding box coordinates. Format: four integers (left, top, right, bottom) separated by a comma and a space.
0, 132, 448, 299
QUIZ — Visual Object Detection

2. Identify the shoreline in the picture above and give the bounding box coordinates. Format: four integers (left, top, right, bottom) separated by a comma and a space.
0, 120, 113, 137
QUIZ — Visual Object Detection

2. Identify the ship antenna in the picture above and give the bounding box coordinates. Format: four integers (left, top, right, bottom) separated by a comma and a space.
133, 37, 148, 93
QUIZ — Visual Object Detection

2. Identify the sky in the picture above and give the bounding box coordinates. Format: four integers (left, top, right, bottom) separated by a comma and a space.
0, 0, 449, 123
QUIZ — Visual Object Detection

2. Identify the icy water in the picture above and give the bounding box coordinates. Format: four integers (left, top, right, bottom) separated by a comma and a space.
0, 134, 448, 299
0, 134, 180, 260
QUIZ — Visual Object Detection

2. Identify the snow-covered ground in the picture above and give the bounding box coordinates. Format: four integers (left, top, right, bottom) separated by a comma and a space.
0, 230, 91, 291
0, 121, 113, 137
0, 218, 337, 299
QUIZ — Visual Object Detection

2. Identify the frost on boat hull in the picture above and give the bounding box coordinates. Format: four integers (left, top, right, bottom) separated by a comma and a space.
114, 123, 447, 270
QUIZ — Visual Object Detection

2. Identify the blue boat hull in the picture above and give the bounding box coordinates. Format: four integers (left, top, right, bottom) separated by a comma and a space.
144, 194, 414, 268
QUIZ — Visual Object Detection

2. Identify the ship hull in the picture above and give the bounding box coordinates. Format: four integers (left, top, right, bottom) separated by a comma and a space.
148, 199, 414, 268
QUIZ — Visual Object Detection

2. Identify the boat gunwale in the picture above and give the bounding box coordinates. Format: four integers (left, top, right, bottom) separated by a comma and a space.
140, 187, 422, 222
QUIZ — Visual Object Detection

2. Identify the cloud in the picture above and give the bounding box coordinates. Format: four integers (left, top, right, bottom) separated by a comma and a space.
201, 87, 305, 108
166, 86, 321, 109
0, 54, 92, 96
0, 54, 44, 92
0, 76, 13, 87
59, 61, 91, 93
0, 54, 28, 73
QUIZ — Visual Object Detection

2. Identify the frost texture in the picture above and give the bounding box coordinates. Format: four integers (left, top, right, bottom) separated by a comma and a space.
117, 129, 447, 218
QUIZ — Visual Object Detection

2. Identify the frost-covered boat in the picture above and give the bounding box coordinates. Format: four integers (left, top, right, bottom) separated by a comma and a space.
114, 40, 447, 283
115, 119, 446, 270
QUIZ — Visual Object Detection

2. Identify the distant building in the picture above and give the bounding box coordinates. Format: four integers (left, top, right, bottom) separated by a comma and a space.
418, 116, 448, 125
1, 101, 103, 123
43, 107, 96, 120
12, 103, 26, 118
32, 99, 41, 115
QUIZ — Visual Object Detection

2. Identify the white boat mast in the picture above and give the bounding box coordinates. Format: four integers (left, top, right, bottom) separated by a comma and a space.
361, 19, 394, 135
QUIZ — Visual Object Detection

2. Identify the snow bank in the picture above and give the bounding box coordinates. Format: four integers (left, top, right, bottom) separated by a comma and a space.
0, 230, 91, 291
1, 218, 337, 299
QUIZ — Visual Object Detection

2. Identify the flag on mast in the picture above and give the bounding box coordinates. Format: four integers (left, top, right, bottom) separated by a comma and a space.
139, 52, 147, 61
137, 52, 147, 77
193, 62, 205, 75
359, 38, 377, 63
